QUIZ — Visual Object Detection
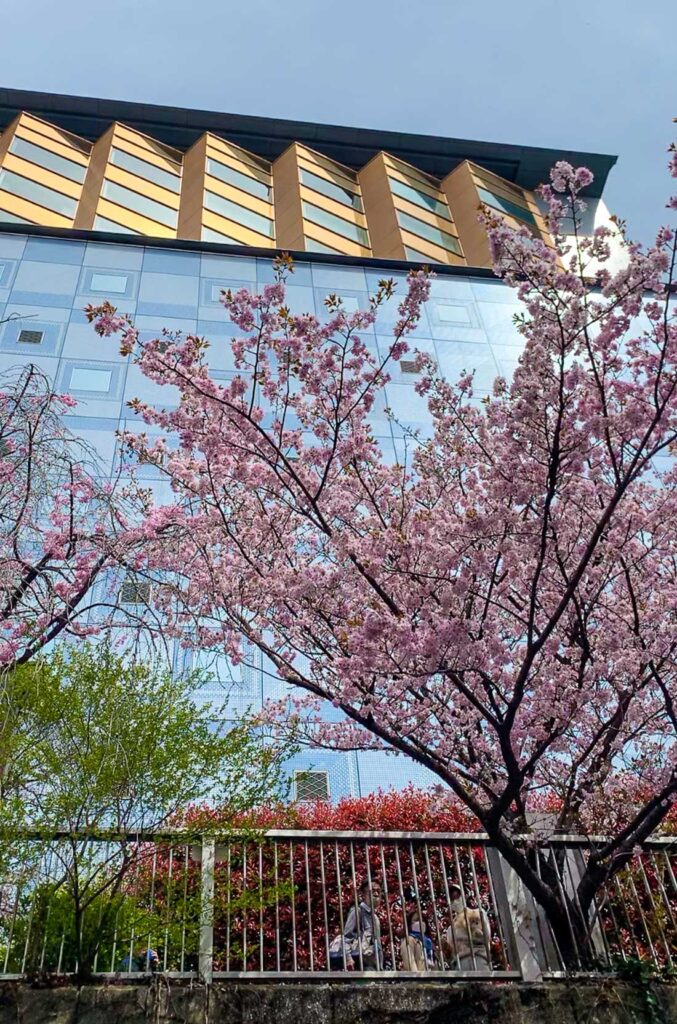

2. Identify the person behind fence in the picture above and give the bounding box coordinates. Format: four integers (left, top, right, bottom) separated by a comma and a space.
400, 911, 435, 971
328, 880, 383, 970
118, 946, 159, 972
441, 883, 492, 970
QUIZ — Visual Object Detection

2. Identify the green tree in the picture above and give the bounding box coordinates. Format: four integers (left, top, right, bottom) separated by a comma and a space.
0, 642, 288, 978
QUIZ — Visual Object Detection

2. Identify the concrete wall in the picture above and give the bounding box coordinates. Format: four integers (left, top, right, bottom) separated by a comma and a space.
1, 980, 676, 1024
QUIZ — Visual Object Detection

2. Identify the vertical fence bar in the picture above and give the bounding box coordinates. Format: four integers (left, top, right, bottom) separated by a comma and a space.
273, 841, 281, 973
199, 837, 215, 985
258, 842, 265, 973
289, 841, 298, 973
304, 840, 314, 972
163, 846, 174, 973
379, 842, 397, 971
242, 842, 248, 971
393, 842, 410, 971
319, 841, 330, 972
225, 843, 232, 974
179, 843, 189, 974
349, 841, 363, 971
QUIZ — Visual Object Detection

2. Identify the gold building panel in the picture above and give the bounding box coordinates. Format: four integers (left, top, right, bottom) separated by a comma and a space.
0, 106, 561, 266
359, 152, 464, 266
0, 112, 91, 228
275, 143, 370, 257
442, 160, 552, 268
180, 132, 274, 246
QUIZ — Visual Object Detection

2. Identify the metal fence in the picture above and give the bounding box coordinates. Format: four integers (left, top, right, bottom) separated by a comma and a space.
0, 830, 675, 981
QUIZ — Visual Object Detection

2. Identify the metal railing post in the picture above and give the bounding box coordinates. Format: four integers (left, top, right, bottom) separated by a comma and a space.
199, 836, 215, 984
486, 848, 545, 981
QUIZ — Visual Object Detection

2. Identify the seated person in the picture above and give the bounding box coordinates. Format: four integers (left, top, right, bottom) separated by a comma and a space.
400, 912, 435, 971
329, 880, 383, 970
441, 884, 491, 970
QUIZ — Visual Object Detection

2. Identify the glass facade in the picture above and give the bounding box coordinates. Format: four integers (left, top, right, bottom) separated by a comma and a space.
0, 228, 529, 798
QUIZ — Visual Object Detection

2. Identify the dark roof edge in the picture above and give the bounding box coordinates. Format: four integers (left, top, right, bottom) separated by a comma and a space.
0, 86, 617, 198
0, 220, 500, 279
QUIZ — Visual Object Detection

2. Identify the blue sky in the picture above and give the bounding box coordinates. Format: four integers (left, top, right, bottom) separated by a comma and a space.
2, 0, 674, 242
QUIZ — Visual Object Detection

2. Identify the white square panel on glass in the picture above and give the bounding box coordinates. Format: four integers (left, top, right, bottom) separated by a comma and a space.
69, 367, 113, 392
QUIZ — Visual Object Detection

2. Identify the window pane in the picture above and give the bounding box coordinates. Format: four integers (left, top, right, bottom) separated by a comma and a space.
94, 214, 140, 234
302, 201, 369, 247
397, 210, 461, 255
0, 208, 32, 224
90, 272, 129, 293
306, 238, 343, 254
206, 158, 270, 201
389, 176, 450, 219
69, 367, 112, 391
202, 226, 242, 243
477, 186, 537, 226
404, 246, 434, 262
102, 180, 178, 228
110, 148, 181, 193
300, 169, 363, 212
10, 137, 87, 184
438, 304, 471, 324
0, 169, 77, 218
204, 191, 274, 238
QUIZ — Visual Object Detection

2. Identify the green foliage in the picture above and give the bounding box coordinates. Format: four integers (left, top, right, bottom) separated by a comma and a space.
0, 641, 292, 977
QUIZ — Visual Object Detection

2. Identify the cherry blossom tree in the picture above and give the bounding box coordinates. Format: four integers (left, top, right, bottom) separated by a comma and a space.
0, 363, 163, 670
88, 144, 677, 962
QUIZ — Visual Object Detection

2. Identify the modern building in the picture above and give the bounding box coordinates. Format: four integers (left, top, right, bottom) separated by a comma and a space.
0, 88, 619, 801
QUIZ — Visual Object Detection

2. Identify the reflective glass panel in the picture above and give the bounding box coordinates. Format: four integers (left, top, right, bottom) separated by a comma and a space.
405, 246, 434, 262
202, 226, 242, 243
0, 170, 77, 218
204, 192, 274, 238
388, 176, 450, 219
300, 169, 363, 212
10, 137, 87, 183
69, 367, 112, 391
206, 158, 270, 201
477, 187, 537, 226
110, 148, 181, 193
102, 180, 178, 228
89, 272, 129, 293
0, 208, 32, 224
94, 215, 140, 234
306, 238, 343, 254
397, 210, 462, 255
302, 201, 369, 247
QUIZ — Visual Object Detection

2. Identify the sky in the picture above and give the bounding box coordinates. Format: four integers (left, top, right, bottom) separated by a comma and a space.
1, 0, 675, 243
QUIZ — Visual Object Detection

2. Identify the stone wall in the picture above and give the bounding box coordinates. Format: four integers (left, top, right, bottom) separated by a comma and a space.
0, 980, 676, 1024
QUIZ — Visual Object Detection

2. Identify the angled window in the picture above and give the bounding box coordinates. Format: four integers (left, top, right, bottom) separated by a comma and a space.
102, 180, 178, 228
294, 770, 329, 802
110, 147, 181, 192
0, 170, 77, 218
300, 168, 363, 212
9, 137, 87, 183
0, 209, 32, 224
94, 214, 141, 234
206, 158, 271, 201
388, 176, 451, 219
397, 210, 462, 256
202, 226, 242, 244
303, 201, 369, 247
477, 186, 537, 227
204, 191, 274, 238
